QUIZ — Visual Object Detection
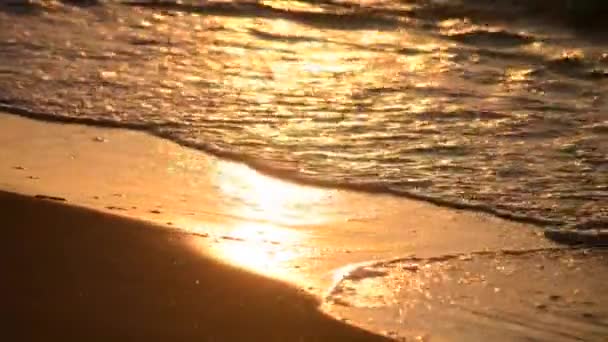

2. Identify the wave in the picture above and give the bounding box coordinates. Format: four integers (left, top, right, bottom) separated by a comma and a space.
121, 1, 400, 30
3, 101, 608, 246
6, 0, 608, 35
409, 0, 608, 32
1, 0, 606, 245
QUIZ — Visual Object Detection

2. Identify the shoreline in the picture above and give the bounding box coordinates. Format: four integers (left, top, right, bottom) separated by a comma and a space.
0, 104, 568, 230
3, 113, 607, 340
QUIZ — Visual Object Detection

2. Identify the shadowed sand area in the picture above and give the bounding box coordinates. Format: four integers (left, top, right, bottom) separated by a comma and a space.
1, 190, 389, 341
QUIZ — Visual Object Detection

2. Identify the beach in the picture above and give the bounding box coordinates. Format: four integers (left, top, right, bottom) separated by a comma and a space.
1, 0, 607, 339
3, 114, 607, 341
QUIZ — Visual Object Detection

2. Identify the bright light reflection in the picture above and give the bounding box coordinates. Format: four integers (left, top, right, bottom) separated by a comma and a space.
210, 222, 304, 281
213, 161, 329, 226
200, 161, 333, 281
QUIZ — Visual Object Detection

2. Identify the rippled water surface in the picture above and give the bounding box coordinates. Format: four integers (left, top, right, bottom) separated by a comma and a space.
0, 0, 606, 229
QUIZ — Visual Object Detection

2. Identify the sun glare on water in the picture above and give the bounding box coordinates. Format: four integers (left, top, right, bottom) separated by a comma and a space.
211, 222, 305, 281
189, 161, 333, 281
213, 161, 329, 226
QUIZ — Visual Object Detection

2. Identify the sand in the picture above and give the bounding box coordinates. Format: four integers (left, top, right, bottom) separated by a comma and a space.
0, 114, 554, 291
1, 190, 390, 341
2, 114, 607, 341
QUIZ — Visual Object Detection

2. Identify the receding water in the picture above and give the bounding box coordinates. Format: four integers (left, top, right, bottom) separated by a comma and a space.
0, 0, 606, 231
326, 247, 608, 341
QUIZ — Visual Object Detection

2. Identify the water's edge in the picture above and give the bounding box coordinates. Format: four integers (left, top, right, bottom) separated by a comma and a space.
1, 0, 606, 245
2, 105, 606, 246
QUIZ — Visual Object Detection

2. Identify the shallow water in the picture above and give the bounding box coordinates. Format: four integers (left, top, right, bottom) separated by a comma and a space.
326, 247, 608, 341
0, 0, 606, 230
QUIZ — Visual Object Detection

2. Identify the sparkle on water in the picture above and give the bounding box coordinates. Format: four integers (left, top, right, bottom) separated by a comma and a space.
187, 159, 329, 282
0, 0, 606, 230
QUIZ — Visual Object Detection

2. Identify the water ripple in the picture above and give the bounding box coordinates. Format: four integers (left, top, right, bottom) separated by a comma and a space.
0, 0, 606, 233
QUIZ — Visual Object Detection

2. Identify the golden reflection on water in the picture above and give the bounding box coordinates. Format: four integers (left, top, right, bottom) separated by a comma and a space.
200, 161, 331, 281
213, 161, 329, 226
211, 222, 304, 281
169, 3, 446, 282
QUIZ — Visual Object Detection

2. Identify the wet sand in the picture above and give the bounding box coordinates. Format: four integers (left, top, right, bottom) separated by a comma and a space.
0, 114, 553, 292
1, 190, 390, 341
2, 114, 607, 341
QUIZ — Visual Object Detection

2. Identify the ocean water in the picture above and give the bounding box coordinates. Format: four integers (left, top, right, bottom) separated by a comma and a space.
325, 247, 608, 340
0, 0, 606, 233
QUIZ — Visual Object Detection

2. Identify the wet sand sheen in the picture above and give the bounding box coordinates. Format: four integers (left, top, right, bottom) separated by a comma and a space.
1, 190, 389, 341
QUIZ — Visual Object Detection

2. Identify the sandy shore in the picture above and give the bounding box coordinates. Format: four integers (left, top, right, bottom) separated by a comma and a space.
0, 114, 552, 290
2, 114, 607, 341
2, 190, 390, 341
